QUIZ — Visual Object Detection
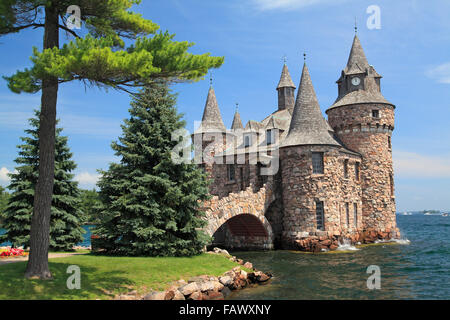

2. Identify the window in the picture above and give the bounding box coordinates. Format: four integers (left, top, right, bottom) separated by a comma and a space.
312, 152, 324, 174
345, 203, 350, 227
244, 134, 251, 147
355, 162, 360, 181
354, 203, 358, 227
389, 174, 394, 196
316, 201, 325, 231
388, 136, 391, 149
266, 129, 273, 145
343, 159, 349, 179
227, 164, 235, 181
372, 110, 380, 118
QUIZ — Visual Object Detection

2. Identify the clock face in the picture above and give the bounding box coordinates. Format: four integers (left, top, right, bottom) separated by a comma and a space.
351, 77, 361, 86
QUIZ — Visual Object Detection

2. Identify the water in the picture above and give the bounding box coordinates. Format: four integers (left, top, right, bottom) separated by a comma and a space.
0, 225, 95, 247
229, 215, 450, 300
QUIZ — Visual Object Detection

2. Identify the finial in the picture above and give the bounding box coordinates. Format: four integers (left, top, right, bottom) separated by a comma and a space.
303, 52, 306, 62
235, 102, 239, 111
209, 72, 213, 86
282, 54, 287, 64
354, 17, 358, 34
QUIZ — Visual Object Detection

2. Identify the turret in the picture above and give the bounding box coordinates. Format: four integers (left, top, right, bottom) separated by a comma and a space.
193, 85, 227, 173
276, 64, 296, 112
326, 34, 398, 238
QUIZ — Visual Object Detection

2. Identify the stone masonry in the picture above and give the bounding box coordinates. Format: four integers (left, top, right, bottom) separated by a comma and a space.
193, 34, 399, 252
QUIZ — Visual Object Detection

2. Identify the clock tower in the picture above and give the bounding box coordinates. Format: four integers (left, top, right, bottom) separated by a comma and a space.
326, 34, 399, 239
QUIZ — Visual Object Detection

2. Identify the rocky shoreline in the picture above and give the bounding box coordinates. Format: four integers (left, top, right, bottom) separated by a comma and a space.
114, 248, 272, 301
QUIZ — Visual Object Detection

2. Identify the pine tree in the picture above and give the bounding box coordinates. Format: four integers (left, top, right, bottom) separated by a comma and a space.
95, 82, 210, 256
0, 111, 84, 251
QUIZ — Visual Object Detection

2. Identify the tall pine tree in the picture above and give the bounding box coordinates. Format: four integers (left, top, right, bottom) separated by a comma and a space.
95, 82, 210, 256
0, 111, 84, 251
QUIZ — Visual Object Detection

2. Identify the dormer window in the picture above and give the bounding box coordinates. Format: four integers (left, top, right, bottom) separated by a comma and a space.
244, 134, 251, 147
266, 129, 273, 145
372, 110, 380, 118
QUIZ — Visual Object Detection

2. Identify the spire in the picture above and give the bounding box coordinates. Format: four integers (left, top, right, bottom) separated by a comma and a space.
231, 106, 243, 130
345, 34, 369, 74
282, 63, 341, 147
197, 86, 226, 133
277, 64, 296, 89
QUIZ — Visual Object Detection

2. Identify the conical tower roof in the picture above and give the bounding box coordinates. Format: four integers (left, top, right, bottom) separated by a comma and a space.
231, 109, 243, 130
344, 35, 369, 75
195, 86, 226, 133
277, 64, 296, 89
282, 63, 341, 147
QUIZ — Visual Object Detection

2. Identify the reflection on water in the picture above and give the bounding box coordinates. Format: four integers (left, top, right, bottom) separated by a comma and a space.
229, 215, 450, 300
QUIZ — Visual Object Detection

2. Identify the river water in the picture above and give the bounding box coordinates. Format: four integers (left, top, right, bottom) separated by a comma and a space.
229, 214, 450, 300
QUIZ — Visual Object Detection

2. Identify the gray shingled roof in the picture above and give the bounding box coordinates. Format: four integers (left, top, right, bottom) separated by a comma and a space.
329, 35, 393, 110
195, 86, 226, 133
281, 63, 342, 148
344, 35, 369, 75
231, 110, 244, 130
277, 64, 296, 89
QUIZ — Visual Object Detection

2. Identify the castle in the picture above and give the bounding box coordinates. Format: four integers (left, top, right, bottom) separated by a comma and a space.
193, 34, 400, 252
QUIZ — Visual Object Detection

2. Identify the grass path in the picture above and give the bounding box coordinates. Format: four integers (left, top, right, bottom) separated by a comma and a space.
0, 253, 243, 300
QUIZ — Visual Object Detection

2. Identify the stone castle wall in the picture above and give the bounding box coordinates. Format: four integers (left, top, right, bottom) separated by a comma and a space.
279, 145, 363, 250
327, 103, 398, 237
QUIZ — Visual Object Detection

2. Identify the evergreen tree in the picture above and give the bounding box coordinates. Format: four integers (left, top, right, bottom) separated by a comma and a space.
79, 189, 102, 224
95, 83, 210, 256
0, 111, 84, 251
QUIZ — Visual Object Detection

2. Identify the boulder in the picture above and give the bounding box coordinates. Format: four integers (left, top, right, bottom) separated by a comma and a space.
212, 281, 224, 292
172, 290, 185, 300
243, 262, 253, 269
219, 275, 233, 286
207, 291, 224, 300
187, 291, 202, 300
164, 290, 175, 300
237, 259, 244, 265
143, 291, 166, 300
179, 282, 199, 296
199, 281, 215, 292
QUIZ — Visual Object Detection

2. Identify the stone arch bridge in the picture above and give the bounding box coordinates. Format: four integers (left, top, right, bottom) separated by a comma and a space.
201, 180, 277, 250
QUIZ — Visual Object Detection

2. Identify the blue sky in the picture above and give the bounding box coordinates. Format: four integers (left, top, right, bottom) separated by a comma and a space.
0, 0, 449, 212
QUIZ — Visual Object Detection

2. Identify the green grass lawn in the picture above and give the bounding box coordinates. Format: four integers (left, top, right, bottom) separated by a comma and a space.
0, 253, 245, 300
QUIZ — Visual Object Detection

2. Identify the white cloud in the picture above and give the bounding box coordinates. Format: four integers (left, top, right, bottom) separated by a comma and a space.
74, 172, 101, 189
393, 150, 450, 178
425, 62, 450, 84
0, 167, 12, 185
251, 0, 348, 10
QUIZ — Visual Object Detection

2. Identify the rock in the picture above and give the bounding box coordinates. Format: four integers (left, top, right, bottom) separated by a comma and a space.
172, 290, 185, 300
207, 291, 224, 300
199, 281, 215, 292
232, 266, 241, 273
164, 290, 175, 300
115, 294, 135, 300
237, 259, 244, 265
221, 286, 232, 298
321, 239, 332, 246
243, 262, 253, 269
219, 275, 233, 286
255, 272, 270, 283
239, 270, 248, 280
179, 282, 199, 296
187, 291, 202, 300
212, 281, 224, 292
143, 291, 166, 300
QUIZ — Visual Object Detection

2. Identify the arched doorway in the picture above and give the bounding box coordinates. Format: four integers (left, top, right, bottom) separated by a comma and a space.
210, 214, 272, 251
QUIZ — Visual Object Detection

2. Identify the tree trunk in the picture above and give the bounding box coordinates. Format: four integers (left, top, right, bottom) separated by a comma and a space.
24, 4, 59, 280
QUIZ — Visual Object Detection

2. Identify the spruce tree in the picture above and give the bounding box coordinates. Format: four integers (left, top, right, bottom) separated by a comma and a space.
95, 82, 210, 256
0, 111, 84, 251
